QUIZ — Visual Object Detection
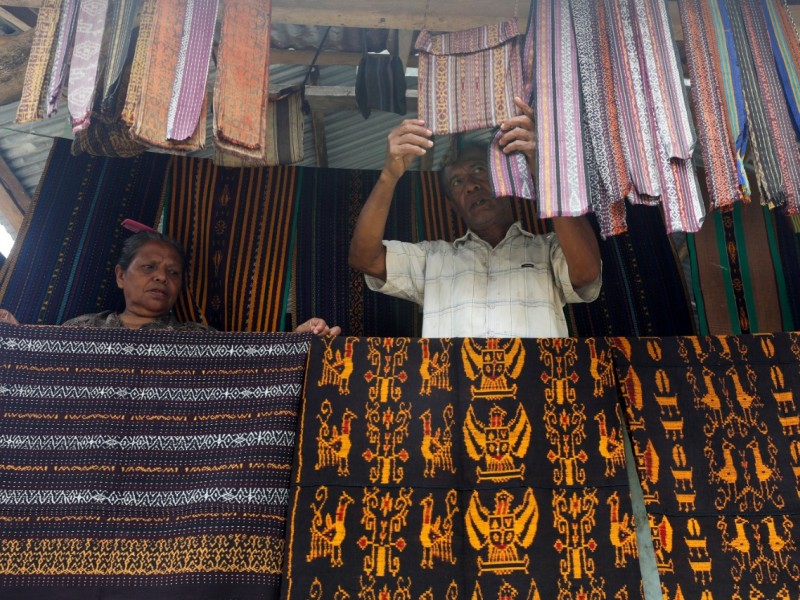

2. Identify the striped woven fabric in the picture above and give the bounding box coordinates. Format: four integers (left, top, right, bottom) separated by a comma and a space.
0, 138, 169, 325
614, 333, 800, 599
416, 20, 523, 135
166, 0, 218, 142
164, 158, 297, 332
67, 0, 109, 133
45, 0, 78, 117
213, 0, 272, 162
285, 335, 641, 599
534, 0, 590, 217
293, 168, 420, 337
774, 213, 800, 329
0, 323, 310, 599
678, 0, 742, 211
726, 0, 800, 212
764, 0, 800, 137
706, 0, 752, 198
570, 0, 631, 236
131, 0, 206, 151
98, 0, 138, 117
121, 0, 156, 127
15, 0, 62, 123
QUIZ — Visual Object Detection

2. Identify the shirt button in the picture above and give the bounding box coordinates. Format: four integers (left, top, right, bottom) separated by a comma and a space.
488, 303, 495, 310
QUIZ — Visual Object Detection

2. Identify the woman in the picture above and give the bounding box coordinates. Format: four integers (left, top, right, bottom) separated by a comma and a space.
0, 231, 341, 336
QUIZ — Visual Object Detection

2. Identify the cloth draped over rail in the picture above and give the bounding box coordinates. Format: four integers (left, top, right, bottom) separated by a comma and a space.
0, 324, 310, 600
612, 333, 800, 599
0, 138, 168, 325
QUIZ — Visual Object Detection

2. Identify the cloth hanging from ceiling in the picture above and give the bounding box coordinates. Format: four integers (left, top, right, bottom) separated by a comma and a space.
677, 0, 743, 212
0, 324, 309, 600
687, 195, 794, 335
726, 0, 800, 213
164, 157, 297, 332
284, 335, 641, 599
67, 0, 108, 133
121, 0, 156, 127
612, 333, 800, 599
45, 0, 78, 117
15, 0, 63, 123
98, 0, 138, 117
213, 0, 273, 163
773, 212, 800, 331
292, 168, 420, 337
0, 138, 169, 325
166, 0, 218, 141
130, 0, 206, 151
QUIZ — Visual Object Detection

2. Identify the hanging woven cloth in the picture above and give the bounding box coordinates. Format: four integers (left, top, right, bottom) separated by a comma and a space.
121, 0, 156, 127
15, 0, 63, 123
99, 0, 139, 118
534, 0, 591, 217
569, 0, 632, 236
166, 0, 218, 141
678, 0, 742, 211
213, 0, 273, 162
726, 0, 800, 213
68, 0, 109, 133
45, 0, 79, 117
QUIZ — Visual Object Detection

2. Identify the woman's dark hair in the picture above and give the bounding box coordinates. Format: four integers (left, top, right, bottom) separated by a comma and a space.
117, 231, 188, 272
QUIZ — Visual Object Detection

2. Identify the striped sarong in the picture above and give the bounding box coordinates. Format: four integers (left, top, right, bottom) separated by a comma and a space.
15, 0, 63, 123
678, 0, 742, 211
166, 0, 218, 141
213, 0, 272, 163
45, 0, 78, 117
99, 0, 139, 117
67, 0, 109, 133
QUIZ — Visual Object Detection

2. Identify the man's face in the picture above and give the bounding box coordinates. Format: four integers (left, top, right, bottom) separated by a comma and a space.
442, 148, 513, 232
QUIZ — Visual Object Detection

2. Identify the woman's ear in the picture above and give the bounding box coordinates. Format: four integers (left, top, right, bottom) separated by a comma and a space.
115, 265, 125, 289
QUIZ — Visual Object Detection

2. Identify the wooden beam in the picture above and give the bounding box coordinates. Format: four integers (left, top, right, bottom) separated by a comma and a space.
270, 48, 361, 66
0, 154, 30, 233
0, 6, 32, 30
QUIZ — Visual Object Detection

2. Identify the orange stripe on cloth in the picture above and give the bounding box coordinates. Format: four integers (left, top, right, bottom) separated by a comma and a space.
120, 0, 155, 127
131, 0, 206, 151
213, 0, 272, 162
740, 197, 783, 333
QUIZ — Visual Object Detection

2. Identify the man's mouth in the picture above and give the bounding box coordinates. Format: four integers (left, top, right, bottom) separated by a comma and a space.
471, 197, 491, 209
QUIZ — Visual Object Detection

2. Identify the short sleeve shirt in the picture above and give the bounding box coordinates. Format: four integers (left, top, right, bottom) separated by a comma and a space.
365, 222, 601, 338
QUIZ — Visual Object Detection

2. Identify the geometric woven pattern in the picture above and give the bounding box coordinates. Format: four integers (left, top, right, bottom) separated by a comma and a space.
0, 324, 310, 600
285, 336, 642, 599
612, 334, 800, 598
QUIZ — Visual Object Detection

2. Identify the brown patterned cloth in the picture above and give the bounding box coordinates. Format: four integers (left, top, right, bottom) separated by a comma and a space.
121, 0, 156, 127
213, 0, 272, 163
284, 336, 641, 599
612, 334, 800, 599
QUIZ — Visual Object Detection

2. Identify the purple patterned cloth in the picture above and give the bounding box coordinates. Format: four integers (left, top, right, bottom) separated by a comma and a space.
68, 0, 109, 132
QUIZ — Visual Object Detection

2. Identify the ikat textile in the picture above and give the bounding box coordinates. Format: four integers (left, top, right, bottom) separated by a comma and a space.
164, 157, 297, 332
15, 0, 62, 123
121, 0, 156, 128
284, 336, 642, 599
67, 0, 108, 133
612, 333, 800, 599
0, 324, 310, 599
763, 0, 800, 141
98, 0, 138, 118
0, 138, 169, 325
45, 0, 78, 117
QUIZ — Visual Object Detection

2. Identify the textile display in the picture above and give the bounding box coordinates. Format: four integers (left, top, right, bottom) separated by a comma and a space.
0, 324, 310, 599
774, 213, 800, 332
569, 0, 631, 237
612, 333, 800, 599
534, 0, 591, 218
293, 168, 420, 337
415, 20, 523, 135
166, 0, 218, 142
15, 0, 62, 123
284, 335, 642, 599
688, 198, 795, 334
355, 52, 407, 120
98, 0, 138, 117
677, 0, 743, 211
67, 0, 108, 133
131, 0, 207, 151
726, 0, 800, 213
121, 0, 156, 127
764, 0, 800, 140
213, 0, 273, 163
164, 157, 298, 332
45, 0, 78, 117
0, 138, 169, 325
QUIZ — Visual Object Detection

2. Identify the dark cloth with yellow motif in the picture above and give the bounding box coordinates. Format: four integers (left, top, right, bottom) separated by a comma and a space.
283, 336, 642, 599
612, 334, 800, 598
0, 323, 310, 599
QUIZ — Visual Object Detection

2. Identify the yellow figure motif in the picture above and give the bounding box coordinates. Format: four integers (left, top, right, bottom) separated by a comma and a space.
462, 338, 525, 400
594, 411, 625, 477
306, 487, 355, 568
318, 336, 358, 394
684, 518, 712, 585
465, 488, 538, 575
650, 514, 674, 573
419, 338, 453, 395
607, 491, 638, 567
419, 490, 458, 569
365, 338, 409, 403
471, 579, 542, 600
315, 399, 357, 476
464, 403, 531, 482
420, 405, 456, 477
586, 337, 614, 397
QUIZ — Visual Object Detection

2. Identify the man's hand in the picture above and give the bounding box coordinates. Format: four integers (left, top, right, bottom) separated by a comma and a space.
498, 97, 538, 169
383, 119, 434, 182
295, 317, 341, 338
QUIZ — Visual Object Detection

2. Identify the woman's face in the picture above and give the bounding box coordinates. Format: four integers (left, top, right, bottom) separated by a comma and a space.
115, 240, 183, 320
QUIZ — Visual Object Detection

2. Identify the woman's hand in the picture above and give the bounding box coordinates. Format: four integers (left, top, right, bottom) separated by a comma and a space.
0, 309, 19, 325
295, 317, 341, 338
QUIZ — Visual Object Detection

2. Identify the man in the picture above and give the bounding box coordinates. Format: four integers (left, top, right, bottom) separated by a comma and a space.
349, 97, 601, 338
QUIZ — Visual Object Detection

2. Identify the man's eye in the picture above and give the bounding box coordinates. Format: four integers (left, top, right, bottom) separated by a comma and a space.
450, 178, 463, 190
472, 165, 486, 175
